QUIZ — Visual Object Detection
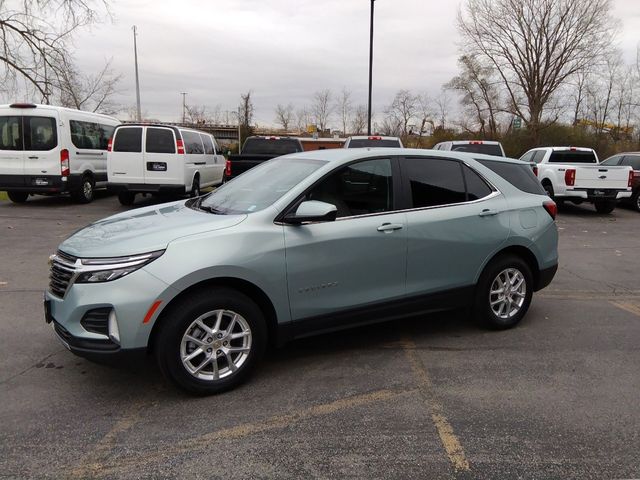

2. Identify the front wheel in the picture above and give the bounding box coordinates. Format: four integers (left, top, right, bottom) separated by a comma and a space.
594, 200, 616, 214
7, 191, 29, 203
155, 288, 267, 395
473, 255, 533, 330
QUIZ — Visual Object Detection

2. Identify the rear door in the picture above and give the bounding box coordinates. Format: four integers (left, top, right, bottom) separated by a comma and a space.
0, 115, 25, 186
401, 156, 509, 296
108, 126, 144, 184
143, 127, 179, 186
22, 113, 60, 181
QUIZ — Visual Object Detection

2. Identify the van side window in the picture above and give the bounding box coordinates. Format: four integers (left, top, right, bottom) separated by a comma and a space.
24, 117, 57, 151
182, 131, 204, 154
201, 134, 215, 154
70, 120, 114, 150
403, 157, 466, 208
113, 127, 142, 153
0, 116, 22, 150
146, 128, 176, 153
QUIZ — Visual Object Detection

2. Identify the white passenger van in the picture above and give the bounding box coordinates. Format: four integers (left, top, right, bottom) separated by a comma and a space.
107, 124, 225, 206
0, 103, 119, 203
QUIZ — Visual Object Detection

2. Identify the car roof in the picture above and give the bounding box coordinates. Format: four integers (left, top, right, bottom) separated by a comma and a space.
115, 123, 215, 136
0, 103, 119, 122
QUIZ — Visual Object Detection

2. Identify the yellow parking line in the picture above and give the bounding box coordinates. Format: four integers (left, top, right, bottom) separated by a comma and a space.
68, 388, 408, 478
402, 338, 471, 473
610, 301, 640, 317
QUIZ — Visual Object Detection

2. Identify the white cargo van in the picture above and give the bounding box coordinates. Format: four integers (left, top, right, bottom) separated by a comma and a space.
107, 124, 225, 205
0, 103, 119, 203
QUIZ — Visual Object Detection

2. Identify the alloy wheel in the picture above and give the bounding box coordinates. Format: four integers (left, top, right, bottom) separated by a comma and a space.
489, 268, 527, 319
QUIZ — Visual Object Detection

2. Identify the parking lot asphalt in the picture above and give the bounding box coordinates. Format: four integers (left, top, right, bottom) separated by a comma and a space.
0, 193, 639, 480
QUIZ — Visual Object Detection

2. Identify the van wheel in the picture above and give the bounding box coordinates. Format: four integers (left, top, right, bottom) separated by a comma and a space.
7, 192, 29, 203
118, 191, 136, 206
473, 254, 533, 330
72, 175, 94, 204
190, 176, 201, 197
155, 288, 267, 395
594, 200, 615, 214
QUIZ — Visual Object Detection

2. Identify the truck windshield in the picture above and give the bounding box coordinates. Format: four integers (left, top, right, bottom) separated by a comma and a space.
548, 151, 597, 163
242, 138, 303, 155
198, 157, 325, 214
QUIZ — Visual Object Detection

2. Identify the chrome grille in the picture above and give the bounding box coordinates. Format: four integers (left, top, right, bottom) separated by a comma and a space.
48, 251, 78, 298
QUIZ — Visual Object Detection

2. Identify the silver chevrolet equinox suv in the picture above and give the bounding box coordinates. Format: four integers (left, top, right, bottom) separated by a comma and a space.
45, 148, 558, 394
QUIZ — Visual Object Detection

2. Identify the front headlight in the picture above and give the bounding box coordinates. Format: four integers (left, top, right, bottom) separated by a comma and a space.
75, 250, 164, 283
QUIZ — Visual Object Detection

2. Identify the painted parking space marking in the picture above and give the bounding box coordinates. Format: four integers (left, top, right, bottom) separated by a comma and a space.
401, 338, 471, 473
610, 301, 640, 317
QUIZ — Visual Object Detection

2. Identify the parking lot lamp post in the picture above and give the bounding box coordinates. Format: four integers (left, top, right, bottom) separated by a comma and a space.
132, 26, 142, 122
367, 0, 375, 135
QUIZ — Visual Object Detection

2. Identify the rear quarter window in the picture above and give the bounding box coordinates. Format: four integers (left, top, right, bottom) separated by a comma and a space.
201, 134, 215, 154
182, 131, 204, 154
476, 159, 546, 195
113, 127, 142, 153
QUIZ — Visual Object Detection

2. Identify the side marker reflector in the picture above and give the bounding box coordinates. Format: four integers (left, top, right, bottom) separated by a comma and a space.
143, 300, 162, 324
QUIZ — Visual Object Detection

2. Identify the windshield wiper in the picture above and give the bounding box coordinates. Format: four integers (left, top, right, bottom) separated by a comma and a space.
199, 204, 225, 215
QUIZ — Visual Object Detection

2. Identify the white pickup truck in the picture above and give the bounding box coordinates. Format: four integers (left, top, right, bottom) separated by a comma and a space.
519, 147, 633, 213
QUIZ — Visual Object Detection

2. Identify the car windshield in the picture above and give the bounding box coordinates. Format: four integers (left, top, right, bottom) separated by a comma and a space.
452, 144, 503, 156
348, 139, 401, 148
197, 157, 325, 214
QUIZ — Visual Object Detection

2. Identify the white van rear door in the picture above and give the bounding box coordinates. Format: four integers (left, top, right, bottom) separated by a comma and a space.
144, 127, 182, 187
23, 113, 60, 182
109, 127, 144, 184
0, 115, 25, 186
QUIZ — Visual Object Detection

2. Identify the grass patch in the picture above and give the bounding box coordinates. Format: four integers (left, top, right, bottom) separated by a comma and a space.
0, 191, 8, 201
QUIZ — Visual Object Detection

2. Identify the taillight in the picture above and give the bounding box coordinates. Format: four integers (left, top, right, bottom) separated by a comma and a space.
107, 138, 113, 152
629, 169, 634, 187
532, 166, 538, 177
543, 200, 557, 220
368, 136, 382, 140
225, 159, 231, 177
60, 149, 70, 176
564, 169, 576, 186
176, 139, 185, 154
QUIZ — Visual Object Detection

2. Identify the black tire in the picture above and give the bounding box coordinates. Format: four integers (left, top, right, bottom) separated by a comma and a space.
118, 191, 136, 206
71, 175, 95, 204
594, 200, 616, 214
542, 181, 554, 199
473, 254, 534, 330
155, 288, 267, 395
7, 191, 28, 203
190, 176, 201, 198
631, 191, 640, 212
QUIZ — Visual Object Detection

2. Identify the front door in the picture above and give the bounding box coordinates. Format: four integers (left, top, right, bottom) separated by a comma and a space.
284, 157, 407, 329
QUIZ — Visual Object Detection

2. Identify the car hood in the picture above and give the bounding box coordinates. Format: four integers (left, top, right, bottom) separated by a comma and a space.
59, 200, 247, 258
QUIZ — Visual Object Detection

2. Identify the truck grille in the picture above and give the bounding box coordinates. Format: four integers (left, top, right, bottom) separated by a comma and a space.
49, 251, 78, 298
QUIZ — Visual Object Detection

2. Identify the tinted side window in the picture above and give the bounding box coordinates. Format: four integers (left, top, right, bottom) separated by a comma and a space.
113, 127, 142, 153
403, 158, 466, 208
600, 155, 622, 166
70, 120, 114, 150
201, 134, 215, 154
0, 116, 22, 150
476, 159, 546, 195
532, 151, 546, 163
307, 158, 393, 218
462, 164, 493, 200
25, 116, 57, 151
520, 151, 534, 162
621, 156, 640, 170
146, 128, 175, 153
182, 131, 204, 154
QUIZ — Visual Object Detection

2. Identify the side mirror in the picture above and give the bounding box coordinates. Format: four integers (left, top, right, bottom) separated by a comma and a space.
284, 200, 338, 224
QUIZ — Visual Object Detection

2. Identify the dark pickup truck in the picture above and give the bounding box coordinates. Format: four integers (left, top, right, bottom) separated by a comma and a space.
225, 136, 304, 179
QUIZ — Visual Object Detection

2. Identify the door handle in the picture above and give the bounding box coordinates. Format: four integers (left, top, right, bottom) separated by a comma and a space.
28, 156, 39, 159
377, 223, 403, 233
479, 209, 498, 217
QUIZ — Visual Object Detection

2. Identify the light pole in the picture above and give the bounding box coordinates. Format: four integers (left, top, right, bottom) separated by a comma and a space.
367, 0, 375, 135
180, 92, 187, 124
132, 26, 142, 122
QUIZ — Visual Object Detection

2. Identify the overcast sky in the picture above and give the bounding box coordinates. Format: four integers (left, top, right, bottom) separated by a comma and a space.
70, 0, 640, 126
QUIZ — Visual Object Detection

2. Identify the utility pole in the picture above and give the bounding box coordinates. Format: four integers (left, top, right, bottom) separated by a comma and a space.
367, 0, 375, 135
132, 25, 142, 122
180, 92, 187, 124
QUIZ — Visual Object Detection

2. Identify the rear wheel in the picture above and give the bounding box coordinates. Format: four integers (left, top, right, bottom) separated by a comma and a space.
631, 191, 640, 212
474, 254, 533, 330
72, 175, 94, 204
7, 192, 28, 203
190, 176, 201, 197
118, 191, 136, 206
155, 288, 267, 395
594, 200, 616, 214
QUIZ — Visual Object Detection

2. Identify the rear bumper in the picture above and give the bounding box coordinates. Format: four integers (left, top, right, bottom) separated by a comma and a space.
559, 188, 632, 201
0, 174, 68, 193
108, 183, 186, 195
535, 263, 558, 291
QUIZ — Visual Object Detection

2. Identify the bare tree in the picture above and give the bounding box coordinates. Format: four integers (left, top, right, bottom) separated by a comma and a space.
274, 103, 294, 131
238, 91, 254, 144
295, 107, 312, 133
184, 104, 209, 124
57, 58, 121, 113
312, 89, 334, 135
384, 89, 418, 137
458, 0, 616, 140
0, 0, 109, 102
335, 87, 352, 135
434, 91, 451, 130
350, 104, 368, 135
